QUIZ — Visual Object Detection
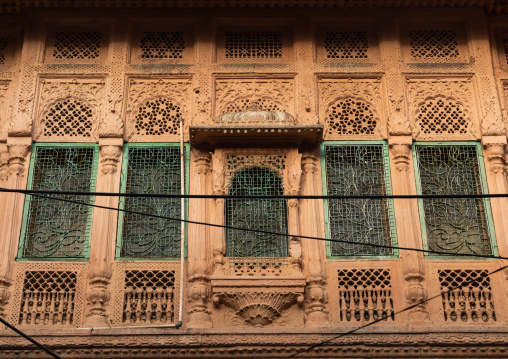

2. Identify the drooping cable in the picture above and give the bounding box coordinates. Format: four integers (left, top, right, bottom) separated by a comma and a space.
0, 315, 63, 359
285, 264, 508, 358
11, 191, 508, 261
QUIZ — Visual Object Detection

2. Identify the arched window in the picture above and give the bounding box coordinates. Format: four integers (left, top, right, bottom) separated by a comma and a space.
225, 167, 288, 258
42, 99, 94, 138
325, 98, 377, 136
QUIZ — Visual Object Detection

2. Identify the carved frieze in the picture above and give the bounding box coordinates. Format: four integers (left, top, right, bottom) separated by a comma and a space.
405, 77, 478, 140
34, 78, 105, 142
318, 78, 386, 140
215, 78, 295, 120
126, 78, 191, 141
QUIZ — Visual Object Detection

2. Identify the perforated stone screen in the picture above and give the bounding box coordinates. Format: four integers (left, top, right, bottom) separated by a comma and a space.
409, 30, 459, 59
417, 98, 468, 135
503, 38, 508, 65
326, 98, 377, 136
42, 99, 93, 138
52, 31, 102, 60
225, 31, 283, 59
0, 37, 7, 64
224, 98, 282, 113
135, 98, 181, 136
438, 269, 495, 323
140, 31, 185, 59
325, 32, 369, 59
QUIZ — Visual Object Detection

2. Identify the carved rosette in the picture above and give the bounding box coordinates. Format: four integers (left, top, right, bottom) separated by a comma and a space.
126, 78, 191, 141
99, 144, 122, 175
214, 292, 303, 327
215, 79, 294, 119
7, 139, 31, 177
406, 77, 477, 140
318, 78, 386, 140
35, 79, 105, 141
100, 94, 124, 138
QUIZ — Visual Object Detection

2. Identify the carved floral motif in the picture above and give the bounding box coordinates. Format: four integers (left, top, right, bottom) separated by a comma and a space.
0, 81, 10, 141
215, 79, 294, 119
319, 78, 386, 139
126, 78, 191, 140
406, 77, 478, 140
35, 79, 105, 141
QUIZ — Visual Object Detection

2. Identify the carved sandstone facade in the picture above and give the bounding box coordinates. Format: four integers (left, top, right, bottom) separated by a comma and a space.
1, 2, 508, 358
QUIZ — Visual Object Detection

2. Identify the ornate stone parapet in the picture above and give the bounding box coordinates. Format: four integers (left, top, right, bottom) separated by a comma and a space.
211, 276, 305, 327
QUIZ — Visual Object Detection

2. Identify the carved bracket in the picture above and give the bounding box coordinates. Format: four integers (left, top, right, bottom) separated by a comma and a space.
211, 276, 305, 327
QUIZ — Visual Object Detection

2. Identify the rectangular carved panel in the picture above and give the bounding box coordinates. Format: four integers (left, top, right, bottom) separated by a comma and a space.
438, 269, 496, 323
111, 262, 180, 326
337, 269, 394, 322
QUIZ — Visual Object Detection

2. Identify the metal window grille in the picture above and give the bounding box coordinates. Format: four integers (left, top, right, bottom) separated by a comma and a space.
415, 145, 493, 256
323, 144, 395, 256
225, 167, 288, 258
20, 145, 97, 259
118, 145, 182, 259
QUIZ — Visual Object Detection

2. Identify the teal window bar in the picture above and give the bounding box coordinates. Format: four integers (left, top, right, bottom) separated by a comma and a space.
116, 143, 188, 260
18, 143, 98, 260
321, 141, 397, 258
413, 142, 496, 257
225, 167, 289, 258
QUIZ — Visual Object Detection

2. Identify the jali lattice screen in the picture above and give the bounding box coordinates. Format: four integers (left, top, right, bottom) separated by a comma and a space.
0, 37, 7, 64
414, 144, 493, 256
324, 32, 369, 59
52, 31, 102, 59
19, 145, 98, 259
409, 30, 459, 59
118, 145, 182, 259
225, 31, 283, 59
323, 143, 395, 256
140, 31, 185, 59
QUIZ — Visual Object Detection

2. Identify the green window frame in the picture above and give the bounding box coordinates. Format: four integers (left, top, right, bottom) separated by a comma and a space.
321, 141, 397, 258
116, 143, 189, 260
225, 166, 289, 259
413, 142, 497, 257
18, 143, 99, 260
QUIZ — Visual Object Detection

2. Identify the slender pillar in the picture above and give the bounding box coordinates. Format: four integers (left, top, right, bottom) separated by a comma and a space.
84, 138, 123, 327
388, 135, 430, 326
286, 149, 303, 272
187, 149, 212, 328
0, 137, 31, 325
211, 150, 225, 276
300, 154, 329, 326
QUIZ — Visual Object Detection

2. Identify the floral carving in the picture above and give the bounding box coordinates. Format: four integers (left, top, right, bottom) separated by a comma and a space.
214, 292, 303, 327
215, 79, 294, 119
319, 78, 385, 139
406, 77, 478, 140
35, 79, 105, 141
126, 78, 191, 141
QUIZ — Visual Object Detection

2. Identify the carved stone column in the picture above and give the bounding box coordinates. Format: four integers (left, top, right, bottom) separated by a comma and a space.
300, 154, 329, 327
84, 138, 123, 327
286, 149, 303, 272
211, 150, 225, 276
388, 136, 430, 326
0, 137, 31, 325
187, 150, 212, 328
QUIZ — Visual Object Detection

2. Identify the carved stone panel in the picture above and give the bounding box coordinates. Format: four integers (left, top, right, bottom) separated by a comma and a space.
125, 78, 191, 142
8, 262, 87, 328
0, 81, 9, 141
214, 78, 295, 120
318, 78, 386, 140
34, 78, 106, 142
110, 261, 181, 327
405, 77, 479, 140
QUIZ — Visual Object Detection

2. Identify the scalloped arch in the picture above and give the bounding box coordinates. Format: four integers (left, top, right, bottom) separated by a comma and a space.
40, 97, 95, 139
415, 95, 470, 136
324, 96, 379, 136
133, 96, 183, 136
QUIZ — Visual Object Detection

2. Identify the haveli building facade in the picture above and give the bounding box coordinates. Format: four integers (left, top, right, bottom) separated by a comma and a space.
1, 0, 508, 357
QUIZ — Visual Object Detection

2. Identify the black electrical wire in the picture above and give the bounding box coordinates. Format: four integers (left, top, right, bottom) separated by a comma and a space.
2, 186, 508, 200
14, 191, 508, 261
0, 315, 63, 359
286, 264, 508, 358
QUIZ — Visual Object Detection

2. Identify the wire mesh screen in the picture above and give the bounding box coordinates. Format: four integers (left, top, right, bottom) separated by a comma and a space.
225, 167, 288, 258
21, 146, 96, 259
120, 146, 182, 258
415, 145, 492, 256
324, 144, 394, 256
